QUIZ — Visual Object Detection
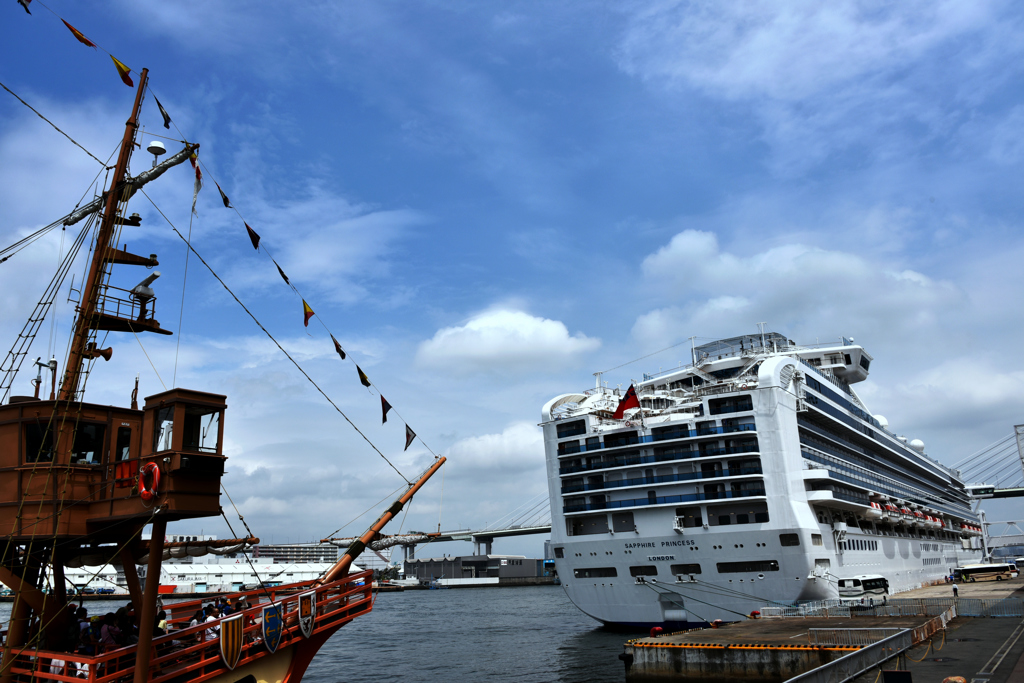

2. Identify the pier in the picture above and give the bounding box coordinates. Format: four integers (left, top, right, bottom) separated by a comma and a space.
622, 576, 1024, 682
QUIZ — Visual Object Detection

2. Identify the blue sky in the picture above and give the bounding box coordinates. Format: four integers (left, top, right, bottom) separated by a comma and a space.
1, 1, 1023, 555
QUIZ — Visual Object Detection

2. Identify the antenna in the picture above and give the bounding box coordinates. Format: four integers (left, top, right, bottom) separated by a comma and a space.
147, 140, 166, 169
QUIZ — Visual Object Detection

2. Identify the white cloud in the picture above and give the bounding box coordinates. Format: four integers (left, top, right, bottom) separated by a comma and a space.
633, 229, 963, 349
615, 1, 1021, 172
416, 308, 600, 372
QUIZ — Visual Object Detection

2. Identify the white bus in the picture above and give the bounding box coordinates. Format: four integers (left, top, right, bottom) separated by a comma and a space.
838, 575, 890, 599
954, 563, 1019, 582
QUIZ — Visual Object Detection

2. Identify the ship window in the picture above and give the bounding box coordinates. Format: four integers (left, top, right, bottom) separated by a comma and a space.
780, 534, 800, 547
557, 420, 586, 438
754, 512, 770, 523
612, 512, 635, 533
735, 514, 749, 524
573, 567, 617, 579
567, 514, 609, 536
24, 423, 54, 463
670, 564, 702, 575
859, 357, 870, 371
153, 406, 174, 452
629, 566, 658, 577
115, 427, 132, 461
718, 515, 731, 525
183, 405, 221, 453
71, 423, 106, 465
717, 560, 779, 573
812, 534, 823, 546
554, 547, 564, 559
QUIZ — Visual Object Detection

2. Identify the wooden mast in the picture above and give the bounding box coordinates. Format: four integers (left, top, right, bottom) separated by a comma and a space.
321, 456, 446, 584
59, 68, 149, 402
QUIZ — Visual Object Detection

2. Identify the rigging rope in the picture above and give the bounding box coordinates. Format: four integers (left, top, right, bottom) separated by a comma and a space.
0, 79, 108, 167
142, 193, 409, 483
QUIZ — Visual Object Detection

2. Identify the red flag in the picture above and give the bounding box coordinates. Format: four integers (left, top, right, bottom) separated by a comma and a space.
381, 396, 392, 424
244, 223, 260, 250
331, 335, 346, 360
62, 20, 96, 48
404, 424, 416, 451
302, 300, 314, 327
612, 384, 640, 420
110, 55, 134, 87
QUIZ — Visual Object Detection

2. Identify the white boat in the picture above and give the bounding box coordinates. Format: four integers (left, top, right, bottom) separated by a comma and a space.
542, 332, 984, 628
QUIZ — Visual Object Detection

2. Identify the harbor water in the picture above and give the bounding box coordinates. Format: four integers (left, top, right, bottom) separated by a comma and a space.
0, 586, 640, 682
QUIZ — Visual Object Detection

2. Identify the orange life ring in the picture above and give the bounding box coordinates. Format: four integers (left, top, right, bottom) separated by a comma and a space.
139, 463, 161, 501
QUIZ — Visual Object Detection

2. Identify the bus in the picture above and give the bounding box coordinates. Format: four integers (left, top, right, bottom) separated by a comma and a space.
838, 575, 889, 599
954, 563, 1019, 582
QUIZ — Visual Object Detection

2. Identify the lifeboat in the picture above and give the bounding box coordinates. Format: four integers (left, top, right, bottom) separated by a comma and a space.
867, 502, 884, 519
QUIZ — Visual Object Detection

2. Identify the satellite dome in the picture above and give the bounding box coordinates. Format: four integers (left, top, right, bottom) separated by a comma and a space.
874, 415, 889, 428
909, 439, 925, 452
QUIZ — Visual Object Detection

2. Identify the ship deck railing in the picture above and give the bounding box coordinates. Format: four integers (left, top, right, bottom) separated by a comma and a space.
558, 443, 760, 475
2, 569, 373, 683
564, 488, 766, 513
561, 466, 763, 493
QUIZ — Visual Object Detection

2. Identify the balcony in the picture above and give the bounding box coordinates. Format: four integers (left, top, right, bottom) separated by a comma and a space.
561, 466, 763, 493
563, 488, 767, 513
558, 443, 760, 475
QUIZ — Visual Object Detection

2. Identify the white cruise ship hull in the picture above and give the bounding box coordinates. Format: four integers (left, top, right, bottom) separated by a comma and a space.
542, 334, 984, 628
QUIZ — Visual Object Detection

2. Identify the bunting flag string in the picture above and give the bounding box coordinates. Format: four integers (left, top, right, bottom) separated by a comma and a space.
381, 396, 392, 424
188, 151, 203, 214
183, 133, 436, 459
22, 1, 142, 89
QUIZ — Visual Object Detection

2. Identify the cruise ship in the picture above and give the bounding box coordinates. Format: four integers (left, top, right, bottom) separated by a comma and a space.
542, 332, 984, 628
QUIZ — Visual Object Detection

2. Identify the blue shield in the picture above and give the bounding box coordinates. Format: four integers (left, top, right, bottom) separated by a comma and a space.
262, 603, 283, 654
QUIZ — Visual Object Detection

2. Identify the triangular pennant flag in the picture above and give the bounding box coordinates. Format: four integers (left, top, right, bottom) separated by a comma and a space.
17, 0, 31, 15
244, 223, 260, 250
404, 424, 416, 451
110, 55, 134, 87
61, 20, 96, 48
331, 335, 346, 360
302, 300, 314, 327
274, 259, 291, 286
215, 181, 232, 208
381, 396, 392, 424
356, 365, 371, 388
154, 96, 172, 129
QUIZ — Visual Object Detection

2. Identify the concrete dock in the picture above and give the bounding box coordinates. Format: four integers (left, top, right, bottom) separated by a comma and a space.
622, 577, 1024, 682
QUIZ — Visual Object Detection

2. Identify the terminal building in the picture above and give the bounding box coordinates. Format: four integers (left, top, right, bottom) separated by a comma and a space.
403, 554, 545, 586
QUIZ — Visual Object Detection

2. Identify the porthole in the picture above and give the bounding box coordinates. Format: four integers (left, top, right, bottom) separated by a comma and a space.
757, 573, 765, 580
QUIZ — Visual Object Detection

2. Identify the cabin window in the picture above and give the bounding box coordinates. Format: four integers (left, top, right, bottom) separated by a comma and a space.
183, 405, 221, 453
812, 534, 823, 546
780, 534, 800, 547
115, 427, 132, 461
612, 512, 635, 533
717, 560, 779, 573
71, 423, 106, 465
670, 563, 702, 575
573, 567, 617, 579
554, 547, 564, 559
24, 423, 54, 463
557, 420, 586, 438
629, 566, 658, 577
153, 406, 174, 452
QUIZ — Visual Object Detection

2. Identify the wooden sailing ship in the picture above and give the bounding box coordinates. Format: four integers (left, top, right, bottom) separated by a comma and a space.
0, 68, 444, 683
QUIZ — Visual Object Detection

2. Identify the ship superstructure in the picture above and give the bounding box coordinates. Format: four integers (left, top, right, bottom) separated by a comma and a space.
542, 332, 983, 628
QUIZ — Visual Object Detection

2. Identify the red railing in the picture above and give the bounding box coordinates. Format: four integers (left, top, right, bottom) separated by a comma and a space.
4, 570, 373, 683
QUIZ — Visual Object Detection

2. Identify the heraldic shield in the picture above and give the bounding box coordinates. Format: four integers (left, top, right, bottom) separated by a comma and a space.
219, 613, 244, 670
262, 602, 283, 654
298, 590, 316, 639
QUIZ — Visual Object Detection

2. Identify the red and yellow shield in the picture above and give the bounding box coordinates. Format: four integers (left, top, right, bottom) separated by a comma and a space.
219, 613, 244, 670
